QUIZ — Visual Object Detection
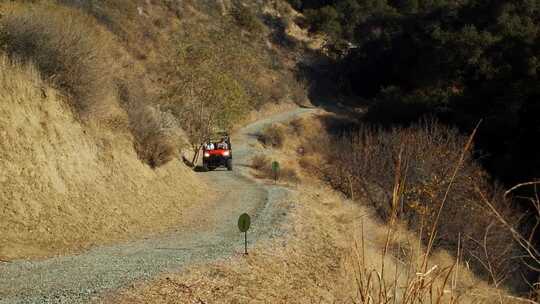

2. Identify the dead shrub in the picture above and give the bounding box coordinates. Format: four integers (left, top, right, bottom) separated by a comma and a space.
289, 118, 306, 135
0, 3, 116, 119
258, 124, 287, 148
130, 105, 185, 167
251, 154, 270, 171
314, 119, 525, 289
137, 134, 176, 168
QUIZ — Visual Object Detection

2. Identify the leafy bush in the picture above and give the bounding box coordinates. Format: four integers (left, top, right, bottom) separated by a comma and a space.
0, 3, 116, 119
167, 40, 250, 153
304, 6, 342, 38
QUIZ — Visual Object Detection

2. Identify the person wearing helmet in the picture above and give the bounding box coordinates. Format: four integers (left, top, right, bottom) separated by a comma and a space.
205, 141, 215, 150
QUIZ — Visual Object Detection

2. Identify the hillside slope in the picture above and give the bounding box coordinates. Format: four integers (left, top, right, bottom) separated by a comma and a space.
0, 57, 205, 260
0, 0, 307, 260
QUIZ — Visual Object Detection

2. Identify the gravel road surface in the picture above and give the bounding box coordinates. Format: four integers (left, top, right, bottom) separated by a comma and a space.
0, 108, 315, 304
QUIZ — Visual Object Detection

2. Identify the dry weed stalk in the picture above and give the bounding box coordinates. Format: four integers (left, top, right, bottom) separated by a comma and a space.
478, 181, 540, 301
311, 117, 527, 291
347, 120, 540, 303
421, 121, 482, 272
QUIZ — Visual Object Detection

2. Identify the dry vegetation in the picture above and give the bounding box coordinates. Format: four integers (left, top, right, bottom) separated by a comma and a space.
98, 111, 534, 303
250, 153, 299, 183
0, 0, 309, 259
257, 123, 288, 148
0, 3, 120, 122
2, 0, 535, 301
1, 0, 306, 166
0, 1, 184, 167
278, 113, 538, 298
0, 55, 208, 260
104, 181, 524, 304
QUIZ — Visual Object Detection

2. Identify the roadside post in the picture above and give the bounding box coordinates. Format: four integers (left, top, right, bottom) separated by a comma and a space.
271, 161, 280, 184
238, 213, 251, 255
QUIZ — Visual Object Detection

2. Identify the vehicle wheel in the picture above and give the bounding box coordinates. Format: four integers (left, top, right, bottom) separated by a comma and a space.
202, 164, 209, 172
227, 159, 233, 171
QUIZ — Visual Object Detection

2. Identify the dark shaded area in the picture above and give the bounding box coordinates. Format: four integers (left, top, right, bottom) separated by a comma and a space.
290, 0, 540, 294
262, 13, 299, 50
294, 0, 540, 187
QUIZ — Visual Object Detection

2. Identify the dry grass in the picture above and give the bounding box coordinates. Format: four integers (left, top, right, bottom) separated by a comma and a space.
75, 0, 308, 163
0, 55, 206, 260
0, 0, 312, 261
250, 154, 299, 184
251, 154, 270, 171
0, 1, 199, 167
0, 0, 311, 170
0, 3, 118, 121
103, 179, 523, 304
98, 108, 529, 303
231, 2, 264, 33
296, 117, 526, 291
257, 123, 288, 148
256, 112, 535, 297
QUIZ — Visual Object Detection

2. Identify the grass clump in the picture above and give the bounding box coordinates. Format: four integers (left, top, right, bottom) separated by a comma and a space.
258, 124, 287, 148
251, 154, 270, 171
0, 3, 116, 120
250, 154, 299, 184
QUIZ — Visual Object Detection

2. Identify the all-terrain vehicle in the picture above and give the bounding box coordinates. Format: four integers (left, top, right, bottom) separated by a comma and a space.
202, 132, 232, 171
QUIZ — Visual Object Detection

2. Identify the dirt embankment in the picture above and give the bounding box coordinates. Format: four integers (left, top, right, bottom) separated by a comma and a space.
0, 57, 206, 261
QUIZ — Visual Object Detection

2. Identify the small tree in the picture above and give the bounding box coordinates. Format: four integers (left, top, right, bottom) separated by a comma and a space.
166, 42, 249, 164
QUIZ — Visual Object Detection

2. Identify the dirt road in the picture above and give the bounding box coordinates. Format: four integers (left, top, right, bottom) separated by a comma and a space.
0, 108, 315, 304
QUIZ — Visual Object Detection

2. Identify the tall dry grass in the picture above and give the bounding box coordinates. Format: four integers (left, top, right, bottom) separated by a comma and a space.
0, 3, 117, 120
347, 134, 539, 303
0, 2, 188, 167
297, 117, 529, 293
251, 154, 299, 183
257, 123, 288, 148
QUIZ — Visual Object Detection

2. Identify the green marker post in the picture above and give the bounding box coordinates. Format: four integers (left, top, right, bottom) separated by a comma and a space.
238, 213, 251, 255
271, 161, 280, 184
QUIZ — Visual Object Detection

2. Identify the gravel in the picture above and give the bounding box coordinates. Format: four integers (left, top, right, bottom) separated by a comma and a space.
0, 108, 315, 304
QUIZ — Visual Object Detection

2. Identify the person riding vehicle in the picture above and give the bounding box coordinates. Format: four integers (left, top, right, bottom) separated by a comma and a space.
202, 133, 232, 171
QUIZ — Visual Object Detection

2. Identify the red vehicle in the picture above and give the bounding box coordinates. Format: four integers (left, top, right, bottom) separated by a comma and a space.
202, 134, 232, 171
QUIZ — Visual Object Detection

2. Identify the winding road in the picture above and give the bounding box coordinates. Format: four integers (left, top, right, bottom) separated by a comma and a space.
0, 108, 315, 304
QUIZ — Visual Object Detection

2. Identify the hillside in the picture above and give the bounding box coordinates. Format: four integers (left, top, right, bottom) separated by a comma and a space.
0, 55, 206, 260
0, 0, 538, 303
0, 0, 306, 260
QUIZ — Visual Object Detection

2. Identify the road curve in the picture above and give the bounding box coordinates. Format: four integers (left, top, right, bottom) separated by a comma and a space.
0, 107, 315, 304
